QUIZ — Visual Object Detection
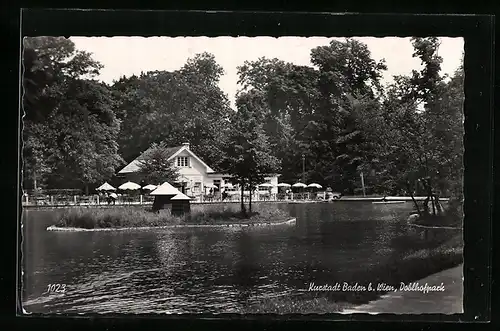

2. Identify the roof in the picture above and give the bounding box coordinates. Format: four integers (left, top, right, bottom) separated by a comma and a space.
118, 143, 215, 175
118, 145, 183, 174
150, 181, 182, 196
207, 173, 281, 178
171, 192, 192, 200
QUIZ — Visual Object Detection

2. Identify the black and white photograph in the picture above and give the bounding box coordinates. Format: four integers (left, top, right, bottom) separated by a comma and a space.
21, 33, 466, 315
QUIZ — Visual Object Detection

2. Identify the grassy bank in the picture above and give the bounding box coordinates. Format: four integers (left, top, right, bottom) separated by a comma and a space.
412, 199, 463, 228
55, 205, 291, 229
241, 296, 349, 314
242, 233, 463, 314
413, 211, 463, 228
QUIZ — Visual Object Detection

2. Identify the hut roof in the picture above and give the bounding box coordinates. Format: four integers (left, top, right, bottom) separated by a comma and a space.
171, 192, 192, 201
150, 182, 182, 196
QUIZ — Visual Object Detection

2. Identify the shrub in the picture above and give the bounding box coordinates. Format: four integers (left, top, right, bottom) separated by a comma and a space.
55, 205, 291, 229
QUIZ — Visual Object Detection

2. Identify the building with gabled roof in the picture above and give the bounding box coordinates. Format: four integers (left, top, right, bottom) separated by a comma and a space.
117, 142, 280, 199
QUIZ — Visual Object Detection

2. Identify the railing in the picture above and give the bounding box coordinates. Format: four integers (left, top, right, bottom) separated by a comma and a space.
21, 194, 154, 207
21, 191, 330, 207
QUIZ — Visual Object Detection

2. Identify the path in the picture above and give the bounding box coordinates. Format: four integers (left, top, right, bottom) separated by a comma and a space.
342, 264, 463, 314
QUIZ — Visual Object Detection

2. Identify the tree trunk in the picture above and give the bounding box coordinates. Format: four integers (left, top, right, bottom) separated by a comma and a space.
434, 193, 443, 215
420, 178, 432, 215
422, 196, 429, 214
431, 195, 436, 216
249, 181, 252, 214
33, 171, 38, 205
426, 178, 436, 216
240, 182, 246, 216
406, 180, 421, 216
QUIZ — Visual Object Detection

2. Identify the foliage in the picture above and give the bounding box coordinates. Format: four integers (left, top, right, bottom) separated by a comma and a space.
22, 37, 123, 191
219, 89, 280, 213
237, 59, 319, 183
55, 206, 291, 229
112, 52, 233, 171
185, 207, 290, 225
57, 207, 176, 228
310, 38, 387, 97
23, 37, 103, 123
238, 40, 388, 192
23, 37, 463, 207
375, 37, 464, 214
136, 143, 180, 185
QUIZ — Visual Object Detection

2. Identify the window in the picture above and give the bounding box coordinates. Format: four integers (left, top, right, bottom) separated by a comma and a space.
193, 182, 201, 193
177, 156, 189, 167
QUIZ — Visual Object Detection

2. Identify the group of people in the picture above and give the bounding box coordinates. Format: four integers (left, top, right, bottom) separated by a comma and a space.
102, 191, 118, 205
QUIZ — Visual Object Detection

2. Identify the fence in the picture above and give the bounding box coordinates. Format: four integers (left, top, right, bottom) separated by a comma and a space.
21, 191, 330, 207
22, 193, 154, 207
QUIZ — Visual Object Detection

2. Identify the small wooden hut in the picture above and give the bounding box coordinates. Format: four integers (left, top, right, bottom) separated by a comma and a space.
150, 182, 180, 212
150, 182, 192, 215
170, 192, 192, 216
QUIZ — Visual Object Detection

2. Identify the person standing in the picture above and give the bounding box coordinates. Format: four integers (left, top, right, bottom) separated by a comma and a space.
109, 192, 117, 205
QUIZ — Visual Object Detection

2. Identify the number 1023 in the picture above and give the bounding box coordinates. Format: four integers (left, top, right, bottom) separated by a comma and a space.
46, 284, 66, 293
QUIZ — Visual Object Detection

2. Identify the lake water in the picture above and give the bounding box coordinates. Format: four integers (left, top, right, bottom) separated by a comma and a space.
21, 202, 458, 314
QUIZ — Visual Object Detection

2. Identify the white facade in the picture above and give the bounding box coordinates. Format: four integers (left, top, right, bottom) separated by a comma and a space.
118, 143, 280, 198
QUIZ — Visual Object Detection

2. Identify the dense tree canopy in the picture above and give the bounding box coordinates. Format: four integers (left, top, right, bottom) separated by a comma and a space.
220, 89, 280, 213
23, 37, 122, 192
23, 37, 463, 208
112, 52, 232, 171
136, 143, 180, 185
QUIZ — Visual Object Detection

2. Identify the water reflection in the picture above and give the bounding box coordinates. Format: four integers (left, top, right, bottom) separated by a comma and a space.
22, 202, 461, 314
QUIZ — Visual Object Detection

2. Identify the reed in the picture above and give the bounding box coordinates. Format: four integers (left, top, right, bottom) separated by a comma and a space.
55, 205, 290, 229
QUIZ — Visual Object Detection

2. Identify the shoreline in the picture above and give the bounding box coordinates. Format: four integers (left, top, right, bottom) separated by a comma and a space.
244, 234, 463, 314
46, 218, 296, 232
409, 223, 462, 230
341, 263, 463, 314
22, 196, 450, 210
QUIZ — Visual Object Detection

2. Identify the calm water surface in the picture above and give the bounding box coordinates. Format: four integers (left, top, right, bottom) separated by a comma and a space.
22, 202, 456, 314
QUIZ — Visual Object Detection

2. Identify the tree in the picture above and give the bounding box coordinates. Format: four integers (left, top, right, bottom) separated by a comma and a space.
112, 52, 233, 171
235, 39, 388, 192
23, 37, 103, 123
37, 79, 123, 191
136, 143, 180, 185
22, 37, 123, 192
237, 59, 319, 183
375, 37, 464, 217
220, 90, 280, 214
305, 38, 387, 192
310, 38, 387, 98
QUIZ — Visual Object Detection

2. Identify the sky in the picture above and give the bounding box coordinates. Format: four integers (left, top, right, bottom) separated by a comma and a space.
71, 36, 464, 109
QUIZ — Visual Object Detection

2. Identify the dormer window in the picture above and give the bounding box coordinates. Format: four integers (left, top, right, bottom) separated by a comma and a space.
177, 156, 189, 167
